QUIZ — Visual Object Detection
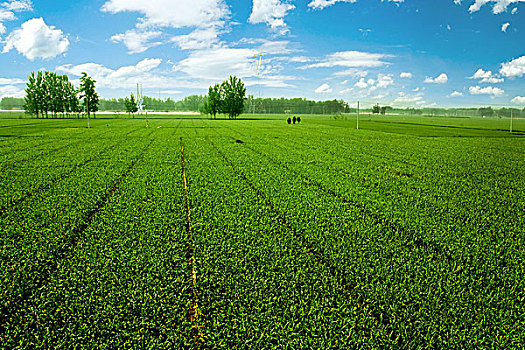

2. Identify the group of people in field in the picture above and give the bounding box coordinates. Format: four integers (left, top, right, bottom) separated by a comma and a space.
287, 116, 301, 124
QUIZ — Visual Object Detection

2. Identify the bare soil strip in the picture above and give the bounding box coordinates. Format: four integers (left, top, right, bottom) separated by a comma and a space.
179, 137, 204, 348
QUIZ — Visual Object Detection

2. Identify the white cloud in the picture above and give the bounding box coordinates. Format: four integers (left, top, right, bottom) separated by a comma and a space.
248, 0, 295, 35
315, 83, 332, 93
353, 73, 393, 91
512, 7, 518, 13
394, 92, 425, 104
400, 71, 412, 78
101, 0, 229, 28
308, 0, 356, 10
237, 38, 296, 55
449, 90, 463, 97
3, 18, 69, 60
0, 77, 24, 84
57, 58, 166, 89
301, 50, 389, 69
159, 90, 182, 95
469, 68, 504, 83
511, 96, 525, 104
171, 27, 223, 50
174, 47, 255, 80
468, 0, 525, 14
0, 0, 32, 36
333, 68, 368, 77
424, 73, 448, 84
500, 55, 525, 77
454, 0, 462, 4
469, 85, 504, 96
308, 0, 402, 8
502, 22, 510, 32
375, 74, 394, 88
354, 77, 368, 88
286, 56, 311, 63
110, 29, 162, 54
101, 0, 230, 52
2, 0, 32, 11
0, 84, 24, 98
471, 68, 492, 79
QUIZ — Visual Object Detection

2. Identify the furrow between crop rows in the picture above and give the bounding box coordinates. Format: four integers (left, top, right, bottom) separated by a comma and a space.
0, 141, 121, 216
205, 136, 399, 345
238, 139, 453, 261
0, 138, 154, 334
179, 137, 204, 347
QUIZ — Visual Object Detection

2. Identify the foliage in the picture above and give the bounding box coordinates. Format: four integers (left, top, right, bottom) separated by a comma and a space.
0, 116, 524, 348
79, 72, 99, 117
203, 84, 222, 118
0, 97, 25, 110
124, 93, 138, 115
220, 76, 246, 119
24, 71, 80, 118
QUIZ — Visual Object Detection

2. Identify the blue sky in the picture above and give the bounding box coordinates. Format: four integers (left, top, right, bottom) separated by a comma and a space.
0, 0, 524, 108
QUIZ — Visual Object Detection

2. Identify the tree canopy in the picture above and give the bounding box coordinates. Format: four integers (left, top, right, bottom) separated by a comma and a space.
203, 76, 246, 119
79, 72, 99, 118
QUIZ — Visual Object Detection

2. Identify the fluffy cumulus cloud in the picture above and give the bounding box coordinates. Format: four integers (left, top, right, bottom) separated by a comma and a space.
248, 0, 295, 35
468, 0, 525, 14
3, 18, 69, 60
308, 0, 356, 10
353, 73, 393, 91
502, 22, 510, 31
469, 85, 504, 96
101, 0, 230, 52
57, 58, 168, 89
400, 72, 412, 78
302, 50, 389, 69
424, 73, 448, 84
315, 83, 332, 93
511, 96, 525, 104
469, 68, 504, 83
500, 55, 525, 77
449, 90, 463, 97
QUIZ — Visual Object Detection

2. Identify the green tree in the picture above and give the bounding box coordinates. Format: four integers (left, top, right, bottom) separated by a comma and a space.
125, 93, 138, 116
205, 83, 222, 118
220, 75, 246, 119
24, 72, 39, 118
372, 104, 380, 114
79, 72, 99, 121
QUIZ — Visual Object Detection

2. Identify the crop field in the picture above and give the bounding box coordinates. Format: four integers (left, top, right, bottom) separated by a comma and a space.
1, 114, 524, 348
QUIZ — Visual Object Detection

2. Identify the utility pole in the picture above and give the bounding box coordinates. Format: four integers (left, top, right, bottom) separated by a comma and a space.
510, 109, 513, 133
357, 101, 360, 130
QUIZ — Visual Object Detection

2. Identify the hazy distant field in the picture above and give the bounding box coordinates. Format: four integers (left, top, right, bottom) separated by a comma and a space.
1, 114, 524, 348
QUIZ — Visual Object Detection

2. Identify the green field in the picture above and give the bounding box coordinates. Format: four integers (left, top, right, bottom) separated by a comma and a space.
1, 114, 524, 348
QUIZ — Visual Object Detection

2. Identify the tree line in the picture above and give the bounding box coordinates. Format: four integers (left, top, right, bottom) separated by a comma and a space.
23, 71, 99, 118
